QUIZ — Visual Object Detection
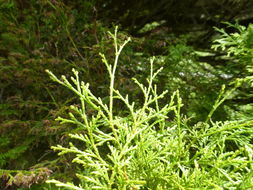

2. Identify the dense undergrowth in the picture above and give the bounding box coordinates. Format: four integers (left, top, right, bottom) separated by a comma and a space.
0, 0, 253, 189
45, 28, 253, 189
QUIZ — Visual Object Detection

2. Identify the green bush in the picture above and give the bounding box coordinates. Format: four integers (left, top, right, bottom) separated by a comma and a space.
46, 28, 253, 189
212, 22, 253, 121
1, 1, 252, 188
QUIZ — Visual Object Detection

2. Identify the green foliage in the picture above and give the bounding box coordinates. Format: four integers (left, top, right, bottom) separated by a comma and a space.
140, 22, 253, 123
138, 20, 166, 34
212, 22, 253, 59
1, 0, 253, 189
212, 22, 253, 120
150, 37, 224, 122
46, 28, 253, 189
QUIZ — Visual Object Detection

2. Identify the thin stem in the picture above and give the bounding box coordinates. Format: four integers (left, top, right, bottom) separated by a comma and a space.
107, 27, 130, 141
